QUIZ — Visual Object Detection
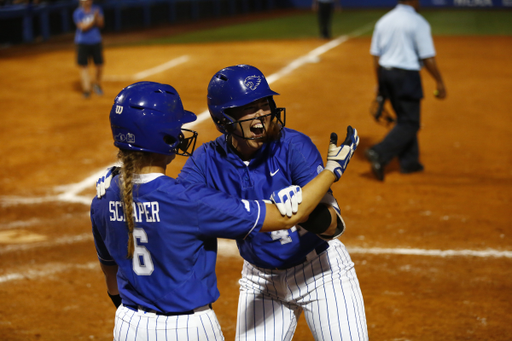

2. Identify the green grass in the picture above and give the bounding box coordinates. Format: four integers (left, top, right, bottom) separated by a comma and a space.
136, 9, 512, 45
423, 10, 512, 35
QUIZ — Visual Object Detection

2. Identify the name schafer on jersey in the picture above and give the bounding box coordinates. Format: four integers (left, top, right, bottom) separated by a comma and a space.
109, 201, 160, 223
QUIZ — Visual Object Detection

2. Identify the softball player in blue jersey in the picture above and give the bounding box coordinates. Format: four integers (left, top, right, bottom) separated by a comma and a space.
178, 65, 368, 340
91, 81, 359, 341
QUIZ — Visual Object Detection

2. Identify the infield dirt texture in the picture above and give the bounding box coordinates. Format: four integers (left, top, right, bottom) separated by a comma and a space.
0, 9, 511, 341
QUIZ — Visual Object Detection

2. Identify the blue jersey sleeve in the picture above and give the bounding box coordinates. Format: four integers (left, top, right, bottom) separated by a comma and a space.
90, 198, 117, 266
172, 182, 266, 239
285, 130, 325, 186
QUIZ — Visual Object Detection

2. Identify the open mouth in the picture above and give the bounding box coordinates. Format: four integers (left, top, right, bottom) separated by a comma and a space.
250, 121, 265, 138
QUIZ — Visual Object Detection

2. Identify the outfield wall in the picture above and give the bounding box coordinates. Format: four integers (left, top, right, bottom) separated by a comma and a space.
290, 0, 512, 8
1, 0, 510, 46
0, 0, 286, 45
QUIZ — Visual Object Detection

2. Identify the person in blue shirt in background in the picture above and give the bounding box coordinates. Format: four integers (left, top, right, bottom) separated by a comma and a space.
73, 0, 104, 98
366, 0, 446, 181
91, 81, 359, 340
178, 64, 368, 341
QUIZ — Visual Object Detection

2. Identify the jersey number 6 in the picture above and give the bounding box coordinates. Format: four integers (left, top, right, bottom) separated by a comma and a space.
133, 228, 154, 276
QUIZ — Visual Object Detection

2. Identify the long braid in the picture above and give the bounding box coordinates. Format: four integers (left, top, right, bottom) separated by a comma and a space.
117, 150, 144, 259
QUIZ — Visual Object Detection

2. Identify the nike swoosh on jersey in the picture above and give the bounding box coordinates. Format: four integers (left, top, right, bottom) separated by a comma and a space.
270, 169, 280, 177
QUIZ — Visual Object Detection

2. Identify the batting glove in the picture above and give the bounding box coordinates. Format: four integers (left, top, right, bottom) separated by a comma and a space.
96, 166, 120, 198
270, 185, 303, 217
324, 126, 359, 182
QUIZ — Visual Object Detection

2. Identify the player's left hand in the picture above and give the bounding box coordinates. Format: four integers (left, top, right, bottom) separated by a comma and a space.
270, 185, 303, 217
324, 126, 359, 181
96, 166, 120, 198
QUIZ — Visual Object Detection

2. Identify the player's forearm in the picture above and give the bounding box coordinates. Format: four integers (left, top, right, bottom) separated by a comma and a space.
78, 21, 94, 31
261, 170, 336, 231
100, 263, 119, 295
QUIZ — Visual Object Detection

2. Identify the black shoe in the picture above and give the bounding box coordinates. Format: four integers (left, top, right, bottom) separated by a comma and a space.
365, 149, 384, 181
401, 163, 424, 174
83, 91, 91, 99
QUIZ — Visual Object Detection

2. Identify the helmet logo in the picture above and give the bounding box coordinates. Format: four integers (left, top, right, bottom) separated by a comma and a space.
126, 133, 135, 143
114, 132, 135, 144
115, 105, 123, 114
244, 75, 261, 91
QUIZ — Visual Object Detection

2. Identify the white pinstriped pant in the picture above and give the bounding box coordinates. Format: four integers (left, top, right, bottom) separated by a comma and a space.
113, 304, 224, 341
236, 239, 368, 341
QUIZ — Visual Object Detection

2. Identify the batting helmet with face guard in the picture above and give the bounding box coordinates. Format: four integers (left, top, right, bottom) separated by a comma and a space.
207, 64, 285, 136
110, 81, 197, 156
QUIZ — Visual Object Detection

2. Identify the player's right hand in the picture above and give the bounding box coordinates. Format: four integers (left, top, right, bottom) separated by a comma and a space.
96, 166, 120, 198
270, 185, 303, 217
324, 126, 359, 182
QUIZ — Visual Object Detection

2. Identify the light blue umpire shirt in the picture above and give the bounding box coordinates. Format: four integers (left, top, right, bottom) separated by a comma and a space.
370, 4, 436, 71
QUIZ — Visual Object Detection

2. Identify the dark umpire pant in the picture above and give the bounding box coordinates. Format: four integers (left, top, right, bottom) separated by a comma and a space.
318, 2, 334, 39
372, 67, 424, 171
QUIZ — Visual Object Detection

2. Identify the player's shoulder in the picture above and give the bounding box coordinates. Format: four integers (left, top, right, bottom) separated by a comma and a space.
280, 128, 315, 148
281, 127, 311, 141
191, 135, 228, 160
149, 175, 180, 194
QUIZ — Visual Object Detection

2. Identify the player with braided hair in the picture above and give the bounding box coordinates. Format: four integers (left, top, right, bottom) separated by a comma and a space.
178, 64, 368, 340
91, 81, 357, 341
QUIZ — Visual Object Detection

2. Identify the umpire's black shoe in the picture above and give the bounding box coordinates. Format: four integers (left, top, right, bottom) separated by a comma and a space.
365, 148, 384, 181
401, 163, 424, 174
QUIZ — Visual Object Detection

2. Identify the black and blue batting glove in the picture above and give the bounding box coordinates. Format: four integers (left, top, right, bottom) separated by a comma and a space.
324, 126, 359, 181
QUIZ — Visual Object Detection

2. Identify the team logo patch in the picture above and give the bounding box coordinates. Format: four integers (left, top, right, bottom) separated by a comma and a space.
244, 75, 262, 91
114, 133, 135, 144
126, 133, 135, 144
114, 133, 125, 142
115, 105, 123, 114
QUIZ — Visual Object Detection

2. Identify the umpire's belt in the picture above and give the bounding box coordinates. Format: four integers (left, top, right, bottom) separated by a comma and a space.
275, 242, 329, 270
125, 303, 211, 316
381, 66, 418, 73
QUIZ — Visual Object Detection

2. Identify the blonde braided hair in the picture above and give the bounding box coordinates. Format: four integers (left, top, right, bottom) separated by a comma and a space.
117, 150, 145, 259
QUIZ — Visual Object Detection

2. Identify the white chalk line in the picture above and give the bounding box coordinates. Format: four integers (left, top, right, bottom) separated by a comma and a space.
4, 234, 510, 259
0, 163, 119, 207
1, 238, 510, 284
0, 233, 92, 255
0, 261, 98, 284
104, 55, 190, 81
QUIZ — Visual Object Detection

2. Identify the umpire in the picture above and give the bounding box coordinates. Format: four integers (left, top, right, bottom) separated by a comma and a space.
366, 0, 446, 181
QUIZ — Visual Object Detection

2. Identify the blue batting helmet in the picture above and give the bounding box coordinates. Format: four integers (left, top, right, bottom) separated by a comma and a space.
110, 81, 197, 156
207, 64, 283, 135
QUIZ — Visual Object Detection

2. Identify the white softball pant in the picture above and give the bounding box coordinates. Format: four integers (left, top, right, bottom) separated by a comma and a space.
113, 304, 224, 341
236, 239, 368, 341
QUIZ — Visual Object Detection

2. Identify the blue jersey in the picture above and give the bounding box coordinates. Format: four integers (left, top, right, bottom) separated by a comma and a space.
179, 128, 331, 269
90, 174, 266, 313
73, 5, 103, 44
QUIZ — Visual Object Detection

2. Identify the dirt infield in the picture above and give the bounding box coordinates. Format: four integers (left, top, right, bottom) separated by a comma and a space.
0, 30, 511, 340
